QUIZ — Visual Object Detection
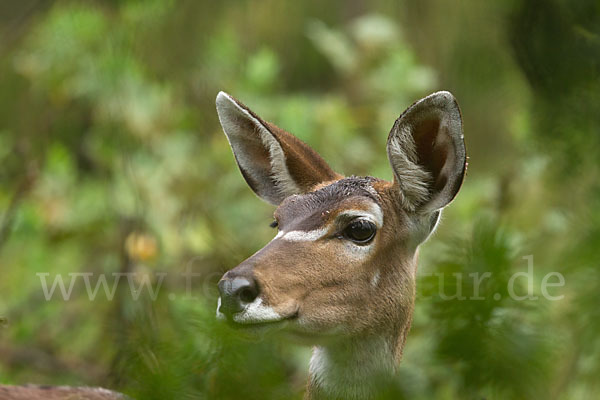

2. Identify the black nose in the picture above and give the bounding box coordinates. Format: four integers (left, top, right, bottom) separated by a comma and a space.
218, 273, 259, 317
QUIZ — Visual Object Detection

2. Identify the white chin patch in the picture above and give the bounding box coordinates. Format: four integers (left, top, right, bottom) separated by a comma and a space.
233, 298, 283, 324
216, 297, 282, 324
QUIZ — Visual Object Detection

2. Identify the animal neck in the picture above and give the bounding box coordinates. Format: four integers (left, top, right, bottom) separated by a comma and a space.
306, 330, 405, 400
304, 254, 418, 399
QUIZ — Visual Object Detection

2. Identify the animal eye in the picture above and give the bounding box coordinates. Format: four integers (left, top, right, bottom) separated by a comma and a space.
269, 220, 278, 228
343, 220, 376, 244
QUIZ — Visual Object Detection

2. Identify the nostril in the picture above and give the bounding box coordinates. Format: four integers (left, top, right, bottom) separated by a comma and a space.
218, 275, 260, 317
238, 286, 258, 304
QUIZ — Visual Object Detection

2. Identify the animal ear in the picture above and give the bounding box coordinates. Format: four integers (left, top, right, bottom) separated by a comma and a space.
216, 92, 342, 205
386, 91, 466, 213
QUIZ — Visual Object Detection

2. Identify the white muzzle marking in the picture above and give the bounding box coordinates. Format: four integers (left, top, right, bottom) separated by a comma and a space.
217, 296, 283, 324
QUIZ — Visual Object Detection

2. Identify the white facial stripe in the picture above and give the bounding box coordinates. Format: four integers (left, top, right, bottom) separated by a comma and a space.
233, 297, 283, 324
281, 228, 329, 242
274, 203, 383, 244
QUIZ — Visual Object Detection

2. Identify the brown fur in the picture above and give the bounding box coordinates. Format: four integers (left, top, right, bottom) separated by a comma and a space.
215, 91, 466, 399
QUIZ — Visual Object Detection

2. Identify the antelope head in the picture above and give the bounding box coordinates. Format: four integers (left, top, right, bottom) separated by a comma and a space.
215, 91, 466, 399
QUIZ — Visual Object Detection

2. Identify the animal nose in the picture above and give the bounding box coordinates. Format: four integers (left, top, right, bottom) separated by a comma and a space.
218, 273, 259, 317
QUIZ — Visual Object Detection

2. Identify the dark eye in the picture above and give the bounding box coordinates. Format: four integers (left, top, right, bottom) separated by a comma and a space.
343, 220, 376, 244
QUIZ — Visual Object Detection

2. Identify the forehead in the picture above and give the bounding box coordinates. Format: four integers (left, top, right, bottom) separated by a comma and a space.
274, 176, 382, 230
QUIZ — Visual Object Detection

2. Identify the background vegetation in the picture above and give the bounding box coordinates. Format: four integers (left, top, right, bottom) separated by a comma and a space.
0, 0, 598, 399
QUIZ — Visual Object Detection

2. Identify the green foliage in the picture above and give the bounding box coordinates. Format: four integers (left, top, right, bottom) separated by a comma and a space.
0, 0, 598, 399
420, 220, 552, 399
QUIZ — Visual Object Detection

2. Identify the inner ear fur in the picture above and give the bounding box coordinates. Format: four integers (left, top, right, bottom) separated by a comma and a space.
387, 91, 466, 213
